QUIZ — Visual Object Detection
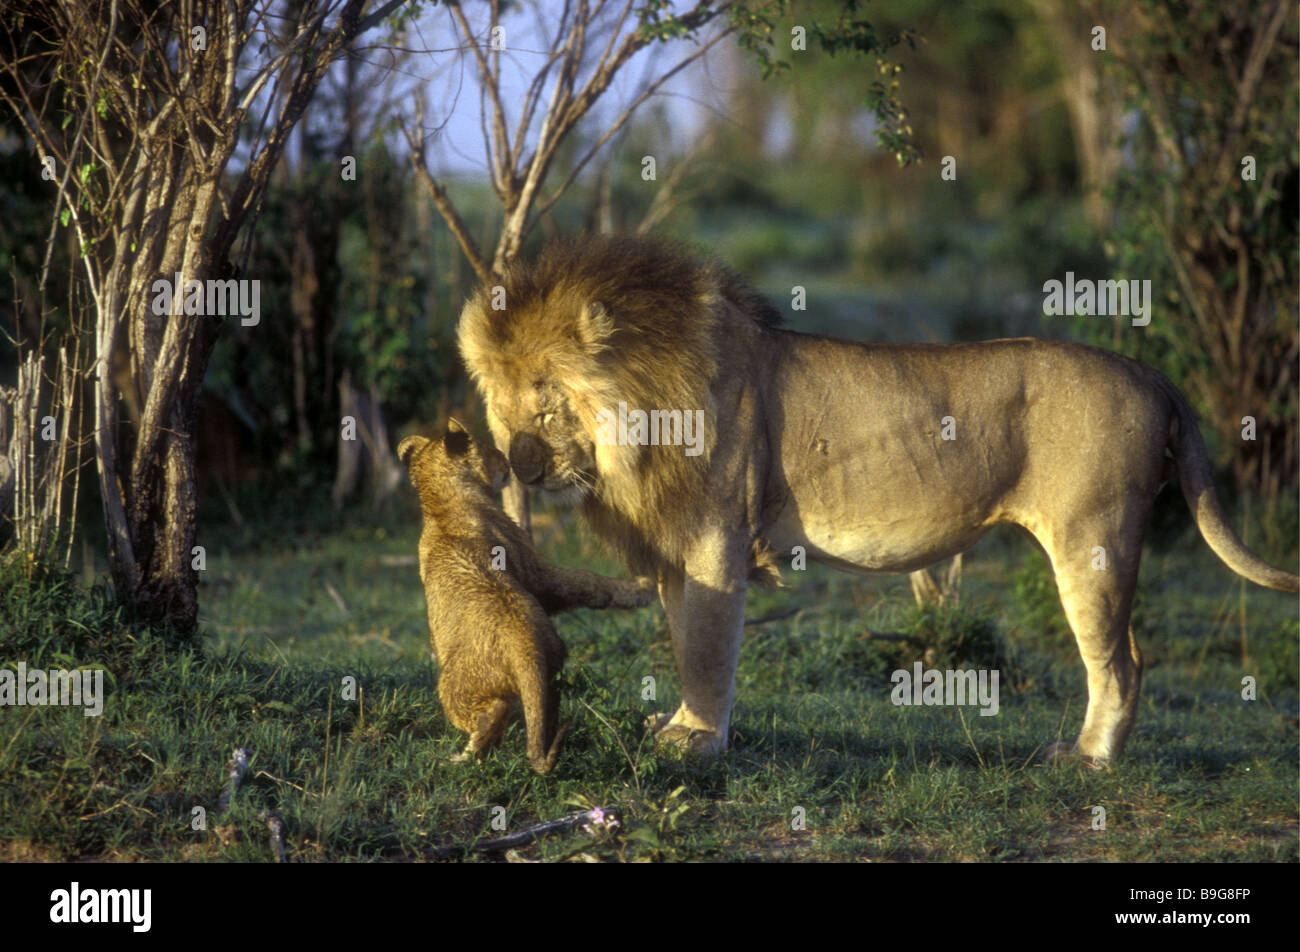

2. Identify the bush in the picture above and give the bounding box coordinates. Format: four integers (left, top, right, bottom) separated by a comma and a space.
855, 601, 1009, 682
0, 554, 187, 669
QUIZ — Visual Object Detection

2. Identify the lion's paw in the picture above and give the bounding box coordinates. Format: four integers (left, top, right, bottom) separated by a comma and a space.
644, 712, 674, 734
651, 722, 725, 755
1042, 741, 1108, 769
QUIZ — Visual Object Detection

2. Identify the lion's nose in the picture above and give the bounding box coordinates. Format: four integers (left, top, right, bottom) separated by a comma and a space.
508, 431, 550, 485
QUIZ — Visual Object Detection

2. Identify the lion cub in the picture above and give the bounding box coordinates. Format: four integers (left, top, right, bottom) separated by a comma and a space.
398, 420, 654, 774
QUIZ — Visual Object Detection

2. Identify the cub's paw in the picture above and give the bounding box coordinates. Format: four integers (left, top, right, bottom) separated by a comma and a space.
612, 576, 658, 609
451, 742, 491, 765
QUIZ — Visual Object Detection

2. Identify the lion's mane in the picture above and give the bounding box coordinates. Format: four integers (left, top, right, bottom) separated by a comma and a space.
458, 236, 782, 576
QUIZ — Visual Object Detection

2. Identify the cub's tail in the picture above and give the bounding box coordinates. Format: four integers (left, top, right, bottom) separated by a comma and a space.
1161, 378, 1299, 593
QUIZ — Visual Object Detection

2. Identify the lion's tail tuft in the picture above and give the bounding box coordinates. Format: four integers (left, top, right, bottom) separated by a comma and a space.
748, 536, 784, 588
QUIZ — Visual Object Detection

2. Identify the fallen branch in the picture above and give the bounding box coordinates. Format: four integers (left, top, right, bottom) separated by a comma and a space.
214, 746, 290, 861
260, 810, 288, 864
426, 807, 621, 861
217, 747, 253, 813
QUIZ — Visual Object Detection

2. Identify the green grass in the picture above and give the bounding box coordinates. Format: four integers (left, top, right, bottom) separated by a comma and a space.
1, 488, 1296, 862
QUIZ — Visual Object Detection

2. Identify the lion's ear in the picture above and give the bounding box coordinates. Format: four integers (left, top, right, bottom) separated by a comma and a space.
397, 436, 427, 467
446, 417, 468, 435
577, 300, 614, 348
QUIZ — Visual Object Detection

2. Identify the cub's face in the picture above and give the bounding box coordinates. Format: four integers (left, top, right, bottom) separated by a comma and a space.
484, 375, 598, 503
397, 420, 511, 505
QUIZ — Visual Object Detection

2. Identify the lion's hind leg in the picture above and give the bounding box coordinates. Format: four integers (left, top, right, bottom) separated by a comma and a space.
1033, 513, 1146, 766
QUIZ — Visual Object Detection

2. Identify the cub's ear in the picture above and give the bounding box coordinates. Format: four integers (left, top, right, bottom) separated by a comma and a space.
576, 300, 614, 349
443, 424, 471, 457
397, 436, 427, 467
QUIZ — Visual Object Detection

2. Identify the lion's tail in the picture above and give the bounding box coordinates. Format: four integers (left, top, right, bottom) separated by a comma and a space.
1161, 378, 1299, 593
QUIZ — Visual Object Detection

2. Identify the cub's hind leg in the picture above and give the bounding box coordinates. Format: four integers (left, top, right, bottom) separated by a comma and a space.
449, 697, 512, 763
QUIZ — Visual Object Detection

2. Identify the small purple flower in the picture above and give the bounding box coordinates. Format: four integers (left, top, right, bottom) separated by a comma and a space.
582, 807, 620, 835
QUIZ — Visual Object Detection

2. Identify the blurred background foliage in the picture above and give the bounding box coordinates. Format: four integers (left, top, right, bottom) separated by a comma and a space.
1, 0, 1295, 554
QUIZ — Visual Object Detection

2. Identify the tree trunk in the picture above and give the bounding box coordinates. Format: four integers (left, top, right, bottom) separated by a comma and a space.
332, 370, 404, 510
1027, 0, 1123, 230
0, 0, 408, 634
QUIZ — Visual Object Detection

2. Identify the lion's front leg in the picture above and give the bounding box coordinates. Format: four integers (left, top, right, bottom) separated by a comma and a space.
650, 537, 748, 755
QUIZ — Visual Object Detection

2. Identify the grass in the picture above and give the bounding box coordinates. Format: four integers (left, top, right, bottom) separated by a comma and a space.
1, 485, 1296, 862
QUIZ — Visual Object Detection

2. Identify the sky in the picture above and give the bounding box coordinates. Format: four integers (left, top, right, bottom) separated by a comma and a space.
360, 1, 755, 179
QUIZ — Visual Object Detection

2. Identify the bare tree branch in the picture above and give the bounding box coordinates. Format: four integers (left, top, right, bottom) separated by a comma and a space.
447, 0, 513, 197
402, 97, 493, 284
528, 22, 733, 234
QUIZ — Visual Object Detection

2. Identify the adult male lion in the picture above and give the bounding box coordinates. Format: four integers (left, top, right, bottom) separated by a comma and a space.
458, 236, 1298, 764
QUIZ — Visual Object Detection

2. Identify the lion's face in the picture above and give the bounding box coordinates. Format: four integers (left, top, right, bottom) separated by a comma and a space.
484, 372, 600, 503
462, 290, 620, 504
